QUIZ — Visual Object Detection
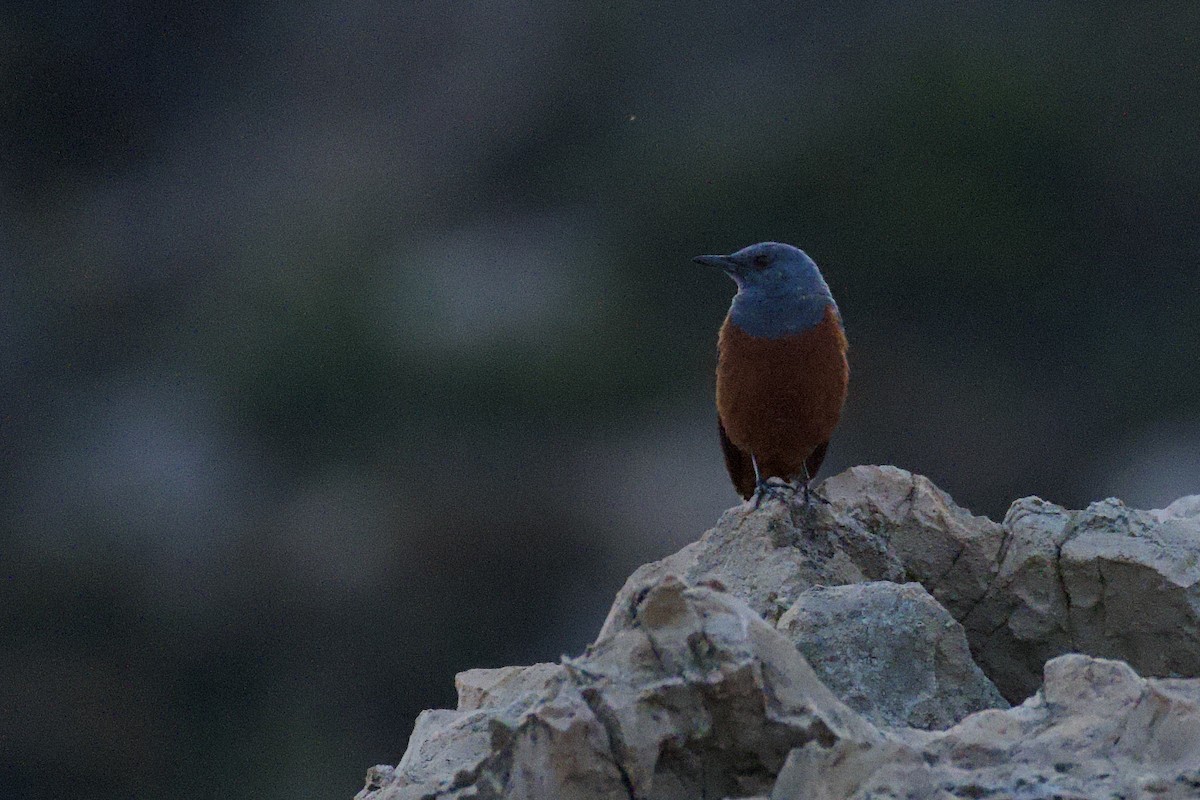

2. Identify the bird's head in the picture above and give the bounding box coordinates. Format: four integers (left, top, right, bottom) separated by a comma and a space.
693, 242, 830, 299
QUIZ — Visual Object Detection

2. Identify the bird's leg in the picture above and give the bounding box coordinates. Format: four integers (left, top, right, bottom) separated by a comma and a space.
797, 462, 831, 506
751, 456, 796, 508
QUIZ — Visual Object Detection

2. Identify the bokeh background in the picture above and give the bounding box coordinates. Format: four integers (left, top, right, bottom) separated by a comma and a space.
3, 2, 1199, 798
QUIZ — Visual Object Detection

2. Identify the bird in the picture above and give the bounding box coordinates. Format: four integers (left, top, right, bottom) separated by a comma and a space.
693, 242, 848, 505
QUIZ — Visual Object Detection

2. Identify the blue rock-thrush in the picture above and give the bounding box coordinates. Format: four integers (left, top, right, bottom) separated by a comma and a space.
694, 242, 849, 503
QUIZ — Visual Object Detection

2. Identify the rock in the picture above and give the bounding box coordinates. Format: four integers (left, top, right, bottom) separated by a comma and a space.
777, 581, 1007, 730
361, 667, 630, 799
821, 466, 1007, 623
964, 494, 1200, 701
601, 490, 906, 632
771, 654, 1200, 800
454, 663, 564, 711
812, 466, 1200, 703
361, 468, 1200, 799
359, 577, 879, 800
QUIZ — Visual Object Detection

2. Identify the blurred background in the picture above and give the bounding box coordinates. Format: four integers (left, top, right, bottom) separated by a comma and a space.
3, 2, 1198, 797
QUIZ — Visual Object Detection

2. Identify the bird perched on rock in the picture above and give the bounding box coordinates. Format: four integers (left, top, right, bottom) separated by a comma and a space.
694, 242, 848, 504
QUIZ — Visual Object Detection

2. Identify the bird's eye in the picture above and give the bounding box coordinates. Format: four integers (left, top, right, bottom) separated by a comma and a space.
752, 254, 770, 269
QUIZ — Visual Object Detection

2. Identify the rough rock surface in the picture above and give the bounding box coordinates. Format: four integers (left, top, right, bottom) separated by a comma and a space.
773, 654, 1200, 800
777, 581, 1007, 729
820, 466, 1007, 625
359, 467, 1200, 799
600, 494, 906, 630
608, 465, 1200, 701
454, 663, 564, 712
362, 578, 877, 800
965, 493, 1200, 700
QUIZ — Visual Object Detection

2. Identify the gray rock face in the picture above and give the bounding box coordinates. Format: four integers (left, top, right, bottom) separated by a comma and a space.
600, 496, 906, 631
359, 467, 1200, 799
772, 654, 1200, 800
361, 578, 877, 800
454, 663, 564, 712
820, 466, 1007, 625
818, 466, 1200, 702
965, 493, 1200, 701
777, 581, 1007, 730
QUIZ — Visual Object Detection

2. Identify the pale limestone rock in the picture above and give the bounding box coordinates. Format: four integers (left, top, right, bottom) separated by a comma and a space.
454, 663, 564, 712
359, 577, 878, 800
817, 467, 1200, 703
360, 468, 1200, 799
964, 494, 1200, 700
373, 675, 625, 800
771, 654, 1200, 800
821, 465, 1006, 621
601, 490, 905, 632
777, 581, 1006, 730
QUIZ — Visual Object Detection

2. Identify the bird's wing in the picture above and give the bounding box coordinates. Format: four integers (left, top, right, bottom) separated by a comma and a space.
718, 415, 757, 500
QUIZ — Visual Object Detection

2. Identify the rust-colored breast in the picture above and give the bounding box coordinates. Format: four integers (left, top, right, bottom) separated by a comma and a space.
716, 305, 848, 483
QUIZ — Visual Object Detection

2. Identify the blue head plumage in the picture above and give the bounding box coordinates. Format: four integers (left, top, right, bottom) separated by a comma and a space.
693, 242, 838, 339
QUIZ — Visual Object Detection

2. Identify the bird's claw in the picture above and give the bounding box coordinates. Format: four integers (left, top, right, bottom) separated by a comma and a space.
752, 478, 796, 509
792, 482, 832, 507
806, 486, 831, 505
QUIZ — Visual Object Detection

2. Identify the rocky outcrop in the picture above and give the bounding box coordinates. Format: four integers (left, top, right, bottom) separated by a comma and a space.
599, 493, 906, 630
773, 654, 1200, 800
820, 466, 1006, 627
358, 467, 1200, 799
965, 493, 1200, 700
366, 578, 878, 800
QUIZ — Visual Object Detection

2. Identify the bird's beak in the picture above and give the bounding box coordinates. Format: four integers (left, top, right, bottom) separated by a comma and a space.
693, 254, 739, 274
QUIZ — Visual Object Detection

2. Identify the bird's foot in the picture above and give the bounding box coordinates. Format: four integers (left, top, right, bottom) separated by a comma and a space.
752, 478, 796, 509
794, 482, 832, 507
